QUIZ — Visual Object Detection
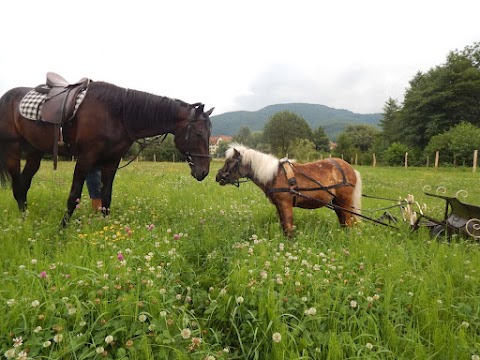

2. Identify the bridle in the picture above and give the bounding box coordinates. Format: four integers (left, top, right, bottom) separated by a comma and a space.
219, 156, 249, 187
182, 109, 212, 168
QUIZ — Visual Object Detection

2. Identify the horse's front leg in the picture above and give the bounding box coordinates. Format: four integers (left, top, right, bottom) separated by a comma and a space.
99, 160, 121, 216
274, 200, 295, 238
61, 166, 87, 227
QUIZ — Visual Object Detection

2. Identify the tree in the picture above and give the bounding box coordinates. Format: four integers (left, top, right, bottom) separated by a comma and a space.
398, 42, 480, 149
425, 122, 480, 165
289, 139, 319, 162
234, 127, 254, 146
379, 97, 402, 146
382, 142, 410, 166
334, 124, 380, 164
263, 111, 313, 157
312, 126, 330, 152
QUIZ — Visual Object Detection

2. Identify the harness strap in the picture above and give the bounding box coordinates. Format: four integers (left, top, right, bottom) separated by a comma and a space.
327, 158, 350, 186
280, 159, 298, 206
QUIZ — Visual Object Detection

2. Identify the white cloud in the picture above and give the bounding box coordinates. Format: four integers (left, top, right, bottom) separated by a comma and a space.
0, 0, 479, 115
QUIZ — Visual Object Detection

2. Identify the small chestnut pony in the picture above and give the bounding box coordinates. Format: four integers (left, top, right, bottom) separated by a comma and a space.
216, 143, 362, 237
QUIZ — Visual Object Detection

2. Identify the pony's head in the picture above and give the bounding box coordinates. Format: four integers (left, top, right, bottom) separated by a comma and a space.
216, 144, 246, 186
216, 143, 279, 185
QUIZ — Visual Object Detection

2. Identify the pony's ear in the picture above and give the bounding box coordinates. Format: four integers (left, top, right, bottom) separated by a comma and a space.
233, 148, 241, 158
205, 107, 214, 116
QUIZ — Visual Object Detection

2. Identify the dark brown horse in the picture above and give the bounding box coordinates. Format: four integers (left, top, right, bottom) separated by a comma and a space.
0, 74, 213, 226
216, 144, 362, 237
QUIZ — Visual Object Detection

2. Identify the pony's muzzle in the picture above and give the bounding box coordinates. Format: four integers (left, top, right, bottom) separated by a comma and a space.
215, 172, 229, 185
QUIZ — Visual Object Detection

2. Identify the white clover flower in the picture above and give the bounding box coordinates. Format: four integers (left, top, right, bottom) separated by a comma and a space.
17, 351, 28, 360
96, 346, 105, 354
43, 340, 52, 348
304, 307, 317, 316
272, 332, 282, 343
68, 307, 77, 315
148, 324, 156, 331
181, 328, 191, 339
31, 300, 40, 308
4, 349, 16, 359
6, 299, 15, 307
138, 314, 147, 322
13, 337, 23, 348
34, 326, 43, 333
53, 334, 63, 343
461, 321, 470, 328
105, 335, 114, 344
31, 259, 38, 265
366, 342, 373, 350
472, 355, 480, 360
350, 300, 358, 308
236, 296, 244, 304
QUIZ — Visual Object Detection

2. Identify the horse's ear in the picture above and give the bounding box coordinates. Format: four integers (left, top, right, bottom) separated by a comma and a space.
195, 104, 205, 116
205, 107, 214, 116
233, 148, 241, 158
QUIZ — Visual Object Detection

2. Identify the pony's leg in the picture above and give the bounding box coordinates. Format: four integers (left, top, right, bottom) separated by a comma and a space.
274, 201, 295, 238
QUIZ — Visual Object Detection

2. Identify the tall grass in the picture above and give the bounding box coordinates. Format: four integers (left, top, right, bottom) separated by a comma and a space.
0, 161, 479, 359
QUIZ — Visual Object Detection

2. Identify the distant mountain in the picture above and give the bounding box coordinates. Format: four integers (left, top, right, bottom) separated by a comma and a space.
210, 103, 383, 141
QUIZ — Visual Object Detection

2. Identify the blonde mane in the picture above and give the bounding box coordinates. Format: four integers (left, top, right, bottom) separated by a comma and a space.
225, 143, 279, 185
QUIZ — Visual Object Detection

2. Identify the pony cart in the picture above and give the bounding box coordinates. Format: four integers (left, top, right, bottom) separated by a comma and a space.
411, 191, 480, 240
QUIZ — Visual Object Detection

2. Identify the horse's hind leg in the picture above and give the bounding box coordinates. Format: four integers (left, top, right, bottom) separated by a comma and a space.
18, 150, 43, 210
3, 143, 41, 212
4, 144, 24, 211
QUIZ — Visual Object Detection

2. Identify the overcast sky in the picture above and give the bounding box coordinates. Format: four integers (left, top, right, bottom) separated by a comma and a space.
1, 0, 478, 116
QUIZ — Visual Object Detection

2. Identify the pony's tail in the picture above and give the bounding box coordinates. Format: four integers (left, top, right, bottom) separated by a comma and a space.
352, 170, 362, 223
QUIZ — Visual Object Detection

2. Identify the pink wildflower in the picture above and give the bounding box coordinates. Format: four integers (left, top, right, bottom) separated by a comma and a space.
117, 253, 125, 261
40, 271, 47, 278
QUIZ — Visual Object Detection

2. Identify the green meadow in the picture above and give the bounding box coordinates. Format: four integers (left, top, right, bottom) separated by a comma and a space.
1, 161, 479, 360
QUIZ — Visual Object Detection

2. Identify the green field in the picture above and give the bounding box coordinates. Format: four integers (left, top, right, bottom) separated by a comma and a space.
1, 161, 479, 359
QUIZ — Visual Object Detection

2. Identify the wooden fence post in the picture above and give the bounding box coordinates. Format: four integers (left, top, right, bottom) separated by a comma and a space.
473, 150, 478, 173
404, 152, 408, 168
372, 153, 376, 167
434, 151, 439, 169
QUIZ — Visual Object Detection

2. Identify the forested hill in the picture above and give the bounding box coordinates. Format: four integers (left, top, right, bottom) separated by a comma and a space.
211, 103, 383, 140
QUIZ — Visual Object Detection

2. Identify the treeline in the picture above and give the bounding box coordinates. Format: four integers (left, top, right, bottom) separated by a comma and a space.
103, 42, 480, 166
221, 42, 480, 166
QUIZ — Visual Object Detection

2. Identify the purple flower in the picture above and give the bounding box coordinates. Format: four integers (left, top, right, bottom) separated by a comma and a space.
40, 271, 47, 278
117, 253, 125, 261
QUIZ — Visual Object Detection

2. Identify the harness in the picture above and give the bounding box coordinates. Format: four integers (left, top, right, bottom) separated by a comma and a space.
268, 158, 354, 206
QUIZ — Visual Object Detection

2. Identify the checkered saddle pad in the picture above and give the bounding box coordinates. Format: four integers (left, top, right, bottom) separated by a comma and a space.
19, 89, 86, 121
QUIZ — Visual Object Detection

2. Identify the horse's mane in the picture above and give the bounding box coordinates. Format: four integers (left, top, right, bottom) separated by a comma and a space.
88, 81, 183, 127
226, 143, 280, 184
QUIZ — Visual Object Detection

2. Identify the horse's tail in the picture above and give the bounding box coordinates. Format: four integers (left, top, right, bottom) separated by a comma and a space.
352, 169, 362, 223
0, 90, 15, 187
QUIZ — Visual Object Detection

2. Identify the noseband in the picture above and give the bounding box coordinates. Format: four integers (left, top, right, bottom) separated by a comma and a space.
220, 157, 249, 187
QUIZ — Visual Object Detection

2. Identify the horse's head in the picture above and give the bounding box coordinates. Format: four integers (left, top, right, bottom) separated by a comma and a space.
174, 103, 214, 181
216, 147, 247, 186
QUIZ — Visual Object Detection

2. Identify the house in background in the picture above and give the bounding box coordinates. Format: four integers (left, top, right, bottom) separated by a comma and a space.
209, 135, 233, 155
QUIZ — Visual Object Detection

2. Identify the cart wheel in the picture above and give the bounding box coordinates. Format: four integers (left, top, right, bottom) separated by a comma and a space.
431, 225, 447, 240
